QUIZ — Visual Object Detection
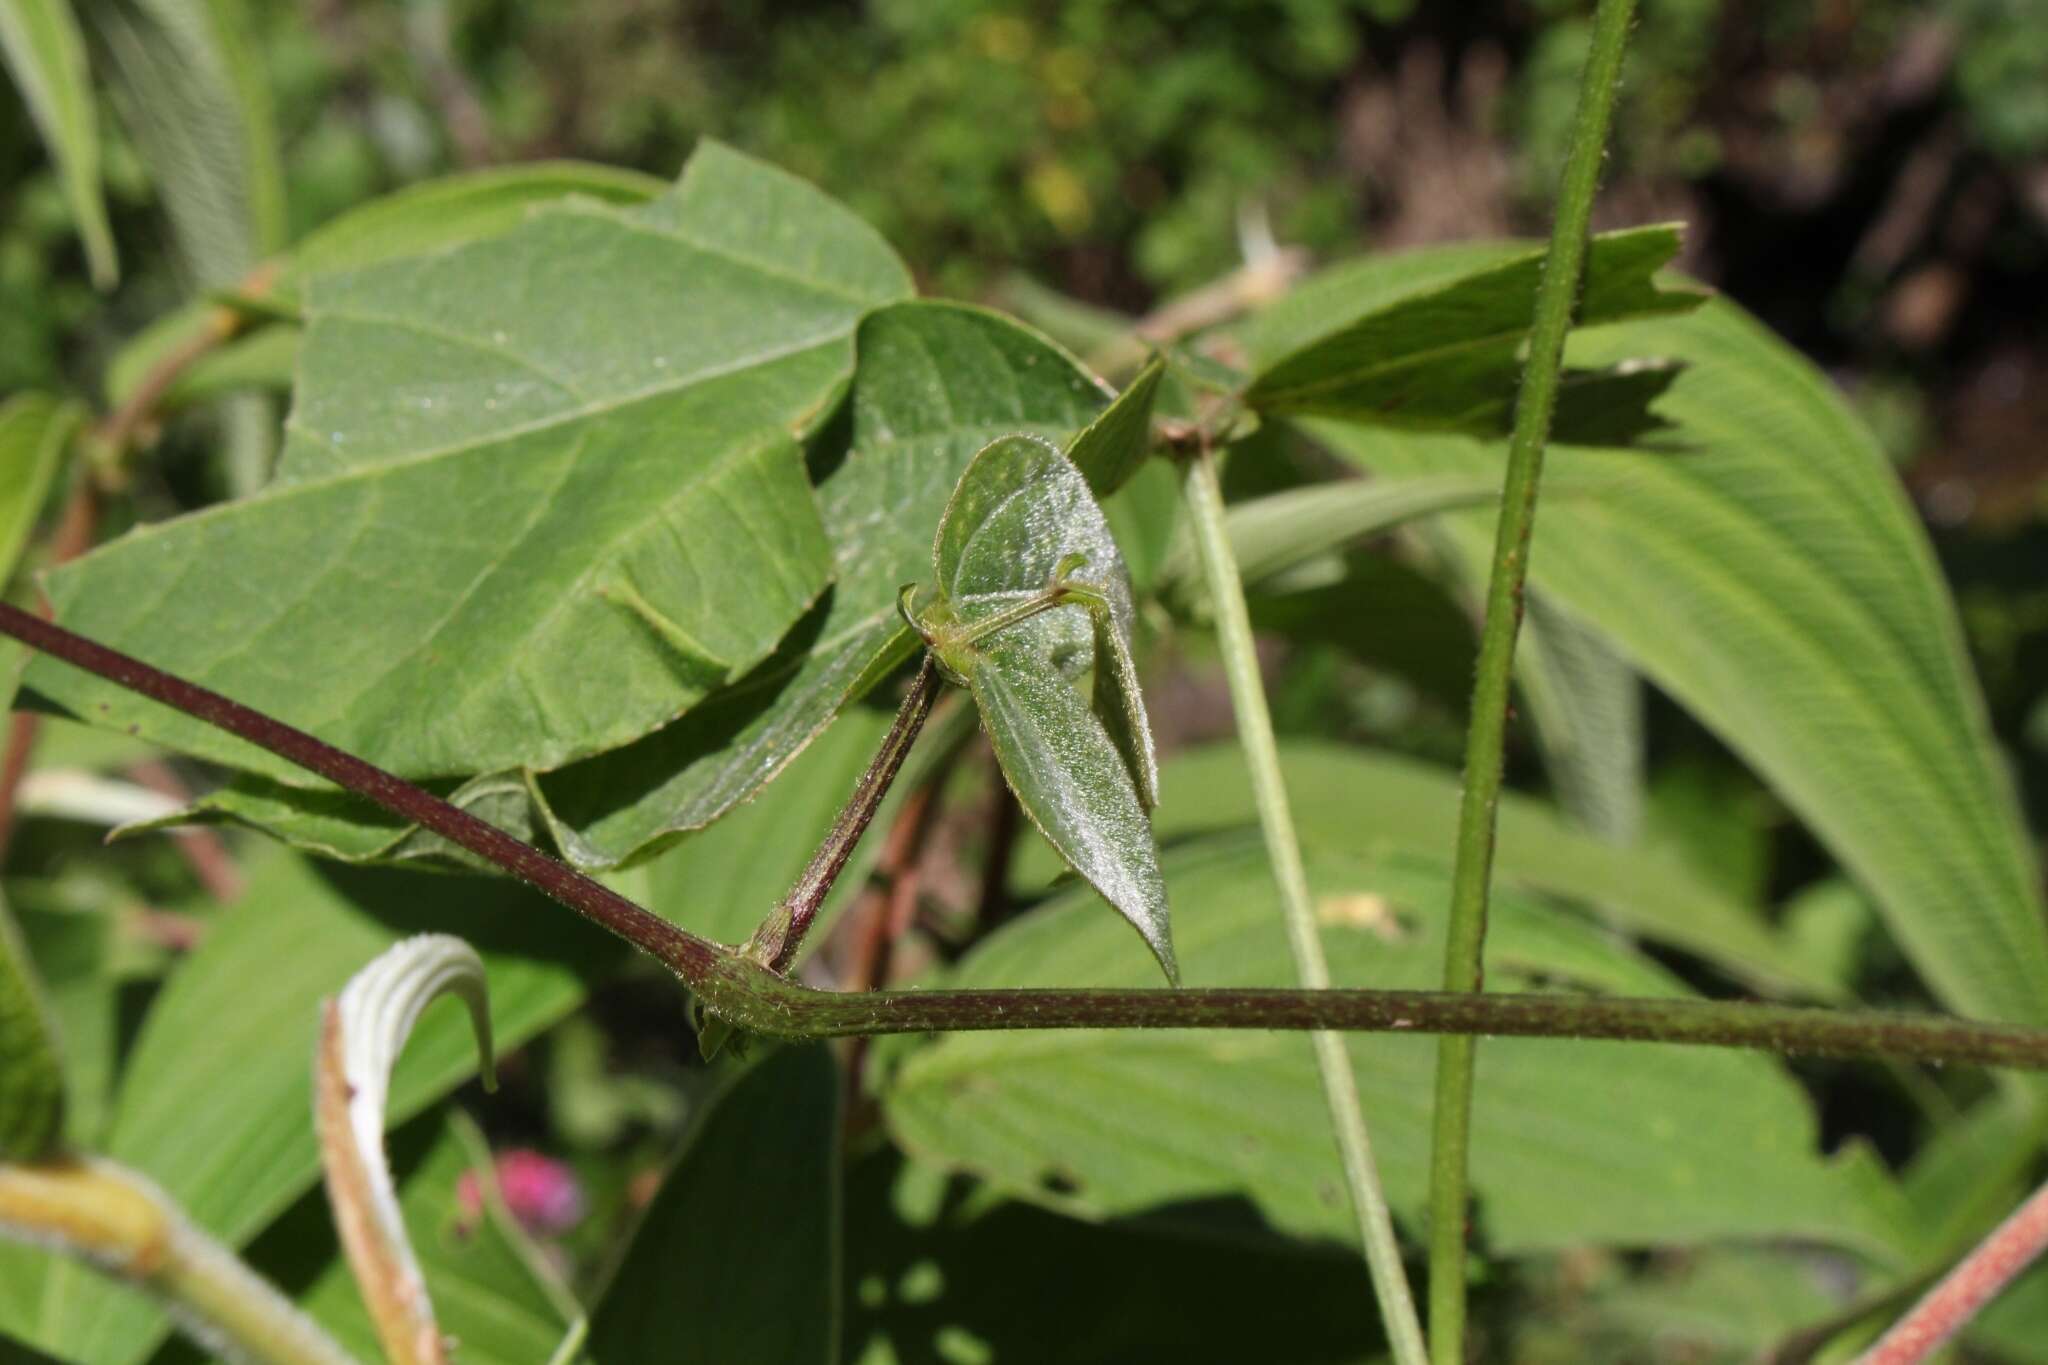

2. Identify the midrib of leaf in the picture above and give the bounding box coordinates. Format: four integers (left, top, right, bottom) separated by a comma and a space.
277, 330, 847, 483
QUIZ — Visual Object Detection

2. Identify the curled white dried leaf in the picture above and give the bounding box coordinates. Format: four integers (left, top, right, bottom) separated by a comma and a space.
315, 934, 494, 1365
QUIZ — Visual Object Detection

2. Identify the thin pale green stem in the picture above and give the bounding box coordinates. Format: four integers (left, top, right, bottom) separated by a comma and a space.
0, 1158, 361, 1365
1425, 1, 1639, 1358
1182, 445, 1428, 1364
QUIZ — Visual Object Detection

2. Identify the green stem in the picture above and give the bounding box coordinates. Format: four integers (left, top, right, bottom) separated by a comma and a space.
1182, 445, 1428, 1363
1426, 1, 1638, 1358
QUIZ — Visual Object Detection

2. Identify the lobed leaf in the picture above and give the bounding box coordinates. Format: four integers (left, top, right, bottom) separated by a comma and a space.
29, 141, 911, 787
103, 160, 665, 413
531, 301, 1110, 865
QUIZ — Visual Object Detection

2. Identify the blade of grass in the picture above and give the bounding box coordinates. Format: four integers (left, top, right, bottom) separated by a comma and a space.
1425, 1, 1640, 1359
1182, 442, 1428, 1364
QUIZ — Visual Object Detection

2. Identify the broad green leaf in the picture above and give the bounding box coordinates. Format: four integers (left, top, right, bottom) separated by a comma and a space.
1247, 548, 1479, 710
286, 1114, 583, 1365
1242, 225, 1701, 431
1014, 741, 1833, 998
844, 1151, 1382, 1365
1586, 1248, 1842, 1360
30, 141, 912, 785
0, 889, 64, 1160
883, 839, 1915, 1260
11, 898, 111, 1147
588, 1045, 840, 1363
283, 160, 665, 289
1518, 594, 1645, 843
115, 324, 300, 418
1066, 354, 1163, 495
0, 0, 115, 285
131, 696, 932, 952
1289, 290, 2048, 1028
0, 393, 80, 585
1972, 1264, 2048, 1363
1156, 472, 1499, 606
533, 301, 1108, 865
1902, 1091, 2044, 1257
926, 434, 1171, 979
117, 769, 544, 870
0, 850, 618, 1365
102, 161, 664, 412
88, 0, 282, 285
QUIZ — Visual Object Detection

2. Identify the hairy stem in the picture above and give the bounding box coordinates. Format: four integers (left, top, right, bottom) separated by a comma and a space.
753, 656, 939, 974
1182, 444, 1427, 1363
8, 603, 2048, 1070
1858, 1175, 2048, 1364
0, 1158, 361, 1365
1426, 0, 1637, 1357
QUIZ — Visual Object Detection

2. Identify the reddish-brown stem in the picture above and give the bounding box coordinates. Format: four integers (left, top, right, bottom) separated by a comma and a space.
0, 600, 731, 990
763, 656, 939, 974
841, 779, 944, 1123
94, 262, 281, 461
0, 477, 101, 861
13, 601, 2048, 1074
1859, 1177, 2048, 1363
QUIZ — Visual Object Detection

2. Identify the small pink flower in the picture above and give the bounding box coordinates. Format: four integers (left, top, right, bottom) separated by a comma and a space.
457, 1148, 585, 1237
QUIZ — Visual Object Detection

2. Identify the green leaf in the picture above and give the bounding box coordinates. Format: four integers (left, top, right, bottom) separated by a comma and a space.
0, 0, 115, 285
87, 0, 283, 285
588, 1045, 841, 1363
532, 300, 1109, 866
1157, 473, 1499, 606
1015, 740, 1833, 998
0, 393, 80, 586
30, 142, 912, 786
1242, 225, 1701, 433
882, 839, 1915, 1261
0, 889, 65, 1161
926, 434, 1171, 979
0, 849, 618, 1365
1298, 292, 2048, 1028
280, 1113, 584, 1365
844, 1150, 1384, 1365
283, 160, 665, 290
1586, 1248, 1843, 1360
11, 898, 112, 1147
1066, 353, 1163, 495
102, 161, 664, 413
1517, 594, 1645, 843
